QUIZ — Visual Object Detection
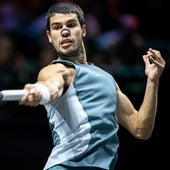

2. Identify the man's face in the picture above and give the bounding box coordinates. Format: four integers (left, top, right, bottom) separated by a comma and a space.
47, 13, 86, 57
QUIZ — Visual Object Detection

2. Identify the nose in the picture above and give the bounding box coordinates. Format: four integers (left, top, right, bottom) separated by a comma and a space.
60, 28, 70, 37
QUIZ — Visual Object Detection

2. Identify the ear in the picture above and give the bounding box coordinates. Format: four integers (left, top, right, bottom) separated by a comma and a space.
81, 25, 86, 37
46, 30, 52, 43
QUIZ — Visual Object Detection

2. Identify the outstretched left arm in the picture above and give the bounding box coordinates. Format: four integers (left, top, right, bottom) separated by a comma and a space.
116, 48, 165, 140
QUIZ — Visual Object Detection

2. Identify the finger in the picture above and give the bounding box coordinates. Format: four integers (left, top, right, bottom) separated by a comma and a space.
149, 48, 165, 67
148, 48, 161, 58
143, 54, 151, 65
149, 56, 165, 68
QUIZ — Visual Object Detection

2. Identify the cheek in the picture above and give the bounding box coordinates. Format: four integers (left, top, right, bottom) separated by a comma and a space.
50, 30, 59, 39
50, 34, 60, 45
74, 31, 83, 44
76, 31, 82, 38
72, 28, 82, 38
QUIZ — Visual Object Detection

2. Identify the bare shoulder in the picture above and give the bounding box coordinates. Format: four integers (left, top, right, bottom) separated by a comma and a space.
37, 63, 75, 84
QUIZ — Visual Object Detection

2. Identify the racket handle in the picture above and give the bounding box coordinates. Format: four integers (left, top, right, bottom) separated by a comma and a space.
0, 90, 27, 101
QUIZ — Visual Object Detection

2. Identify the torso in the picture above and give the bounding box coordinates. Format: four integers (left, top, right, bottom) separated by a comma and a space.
43, 58, 119, 170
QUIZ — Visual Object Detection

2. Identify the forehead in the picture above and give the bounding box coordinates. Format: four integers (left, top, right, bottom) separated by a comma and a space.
49, 13, 79, 24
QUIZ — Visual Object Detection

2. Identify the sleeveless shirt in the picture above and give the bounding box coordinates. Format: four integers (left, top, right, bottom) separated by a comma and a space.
43, 57, 119, 170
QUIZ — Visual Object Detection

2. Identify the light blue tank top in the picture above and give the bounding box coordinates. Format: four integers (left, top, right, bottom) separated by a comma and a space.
43, 57, 119, 170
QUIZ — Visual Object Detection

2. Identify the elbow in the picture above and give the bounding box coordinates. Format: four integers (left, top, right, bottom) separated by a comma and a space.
131, 127, 153, 140
134, 133, 151, 140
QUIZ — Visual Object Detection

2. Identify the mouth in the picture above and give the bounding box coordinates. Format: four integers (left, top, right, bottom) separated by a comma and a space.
60, 39, 72, 48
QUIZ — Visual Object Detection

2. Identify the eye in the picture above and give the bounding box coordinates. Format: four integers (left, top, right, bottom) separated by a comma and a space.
67, 22, 77, 28
52, 24, 62, 30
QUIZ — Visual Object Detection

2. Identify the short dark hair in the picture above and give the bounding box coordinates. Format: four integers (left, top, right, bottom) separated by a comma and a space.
46, 1, 85, 31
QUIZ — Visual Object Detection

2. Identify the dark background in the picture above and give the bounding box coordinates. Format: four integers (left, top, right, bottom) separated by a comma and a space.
0, 0, 169, 169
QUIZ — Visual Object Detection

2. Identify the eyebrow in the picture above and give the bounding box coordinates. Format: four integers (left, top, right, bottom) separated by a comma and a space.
51, 18, 78, 26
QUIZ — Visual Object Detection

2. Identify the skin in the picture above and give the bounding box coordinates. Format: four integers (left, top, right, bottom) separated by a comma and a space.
19, 13, 165, 140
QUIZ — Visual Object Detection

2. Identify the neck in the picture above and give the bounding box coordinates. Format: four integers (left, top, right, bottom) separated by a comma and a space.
60, 42, 88, 64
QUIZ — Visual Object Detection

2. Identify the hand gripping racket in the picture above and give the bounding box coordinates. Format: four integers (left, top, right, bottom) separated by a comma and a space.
0, 90, 27, 101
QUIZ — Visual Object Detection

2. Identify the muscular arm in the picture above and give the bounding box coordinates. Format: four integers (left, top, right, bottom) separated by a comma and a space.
116, 80, 158, 140
37, 64, 65, 101
19, 63, 74, 106
116, 48, 165, 140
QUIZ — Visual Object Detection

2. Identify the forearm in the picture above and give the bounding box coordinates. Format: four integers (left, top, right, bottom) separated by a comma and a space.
42, 79, 64, 102
137, 78, 159, 138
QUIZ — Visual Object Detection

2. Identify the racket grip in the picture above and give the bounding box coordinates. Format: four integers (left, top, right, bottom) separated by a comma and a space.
0, 90, 27, 101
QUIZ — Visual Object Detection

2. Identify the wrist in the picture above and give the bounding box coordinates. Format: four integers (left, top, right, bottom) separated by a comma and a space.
148, 77, 159, 85
34, 83, 50, 105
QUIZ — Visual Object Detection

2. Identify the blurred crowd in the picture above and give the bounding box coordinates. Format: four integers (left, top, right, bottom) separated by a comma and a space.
0, 0, 169, 120
0, 1, 170, 170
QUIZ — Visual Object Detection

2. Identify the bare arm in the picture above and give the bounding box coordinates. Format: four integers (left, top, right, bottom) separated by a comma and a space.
116, 48, 165, 140
19, 63, 74, 106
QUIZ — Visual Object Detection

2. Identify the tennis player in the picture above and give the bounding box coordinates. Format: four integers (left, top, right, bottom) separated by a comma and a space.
19, 2, 165, 170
